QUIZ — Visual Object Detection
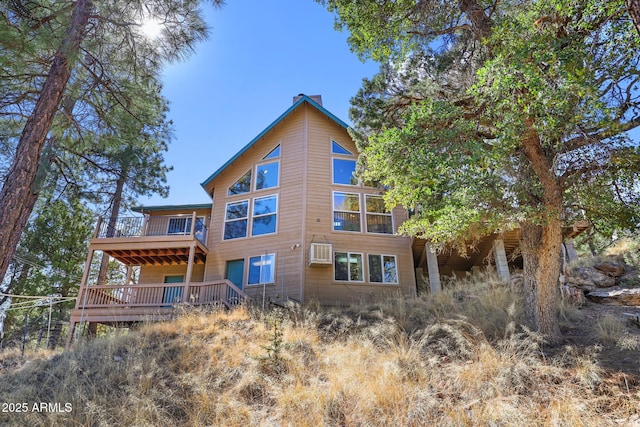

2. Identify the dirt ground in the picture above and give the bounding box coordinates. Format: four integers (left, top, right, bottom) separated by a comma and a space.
556, 298, 640, 379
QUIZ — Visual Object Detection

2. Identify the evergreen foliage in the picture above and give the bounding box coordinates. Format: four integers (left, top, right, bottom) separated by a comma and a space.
319, 0, 640, 338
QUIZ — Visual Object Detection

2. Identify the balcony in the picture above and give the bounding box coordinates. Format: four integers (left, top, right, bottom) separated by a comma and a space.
67, 280, 247, 346
90, 213, 209, 266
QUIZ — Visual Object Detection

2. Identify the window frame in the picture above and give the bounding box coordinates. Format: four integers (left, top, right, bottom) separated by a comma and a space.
248, 253, 276, 286
368, 254, 399, 285
254, 160, 280, 191
332, 191, 361, 233
331, 140, 353, 155
364, 194, 394, 235
227, 169, 252, 196
263, 144, 281, 159
251, 194, 278, 237
223, 199, 249, 240
333, 251, 364, 283
331, 139, 358, 186
332, 157, 358, 186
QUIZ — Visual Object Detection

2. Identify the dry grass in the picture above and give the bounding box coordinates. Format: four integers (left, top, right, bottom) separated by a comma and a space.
1, 280, 639, 426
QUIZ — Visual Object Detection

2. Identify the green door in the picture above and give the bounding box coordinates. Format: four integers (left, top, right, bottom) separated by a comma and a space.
163, 275, 184, 305
225, 260, 244, 290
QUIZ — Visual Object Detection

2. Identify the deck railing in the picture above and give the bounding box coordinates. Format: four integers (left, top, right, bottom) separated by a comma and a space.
95, 214, 208, 245
77, 280, 246, 310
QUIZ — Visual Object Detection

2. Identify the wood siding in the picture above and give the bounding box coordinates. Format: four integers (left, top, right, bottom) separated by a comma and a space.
301, 106, 416, 305
203, 107, 307, 302
140, 101, 416, 305
139, 263, 205, 283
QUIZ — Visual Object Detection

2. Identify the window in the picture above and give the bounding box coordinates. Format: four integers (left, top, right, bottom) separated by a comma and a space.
255, 161, 279, 190
228, 170, 251, 196
252, 195, 277, 236
334, 252, 363, 282
332, 140, 352, 155
365, 195, 393, 234
333, 192, 361, 232
368, 255, 398, 284
249, 254, 275, 285
263, 145, 280, 159
224, 200, 248, 239
332, 158, 358, 185
332, 140, 357, 185
167, 216, 205, 235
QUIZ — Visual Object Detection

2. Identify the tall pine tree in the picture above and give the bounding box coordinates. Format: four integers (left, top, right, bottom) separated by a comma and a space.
0, 0, 224, 286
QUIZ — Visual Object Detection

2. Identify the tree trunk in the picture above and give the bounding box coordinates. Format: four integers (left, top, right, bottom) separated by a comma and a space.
627, 0, 640, 36
520, 121, 564, 341
97, 170, 127, 285
0, 0, 92, 285
520, 220, 563, 340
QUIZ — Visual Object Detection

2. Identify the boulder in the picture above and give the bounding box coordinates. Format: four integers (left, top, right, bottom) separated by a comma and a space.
585, 287, 640, 306
593, 261, 625, 277
565, 267, 616, 290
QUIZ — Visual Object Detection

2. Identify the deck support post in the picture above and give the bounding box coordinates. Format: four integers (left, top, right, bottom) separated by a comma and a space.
65, 322, 76, 349
493, 239, 511, 282
141, 214, 149, 236
75, 247, 96, 309
425, 242, 442, 293
67, 245, 96, 348
189, 211, 197, 236
125, 265, 133, 284
184, 243, 195, 302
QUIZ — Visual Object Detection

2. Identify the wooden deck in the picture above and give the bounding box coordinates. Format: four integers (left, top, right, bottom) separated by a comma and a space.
67, 280, 246, 345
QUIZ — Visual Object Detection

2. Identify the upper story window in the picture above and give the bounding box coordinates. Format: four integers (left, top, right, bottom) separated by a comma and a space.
228, 170, 251, 196
224, 200, 248, 239
226, 145, 280, 196
252, 195, 278, 236
263, 145, 280, 159
332, 140, 357, 186
333, 192, 361, 232
224, 195, 278, 240
365, 195, 393, 234
332, 140, 352, 155
255, 162, 279, 190
333, 158, 358, 185
256, 145, 281, 190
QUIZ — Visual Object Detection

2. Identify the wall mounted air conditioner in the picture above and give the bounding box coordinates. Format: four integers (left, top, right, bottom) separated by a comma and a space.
309, 243, 332, 266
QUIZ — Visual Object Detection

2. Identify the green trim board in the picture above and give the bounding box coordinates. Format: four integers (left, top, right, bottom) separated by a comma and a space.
132, 203, 212, 213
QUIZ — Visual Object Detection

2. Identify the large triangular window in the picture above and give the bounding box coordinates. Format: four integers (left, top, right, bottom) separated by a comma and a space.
228, 169, 251, 196
332, 140, 352, 155
263, 145, 281, 159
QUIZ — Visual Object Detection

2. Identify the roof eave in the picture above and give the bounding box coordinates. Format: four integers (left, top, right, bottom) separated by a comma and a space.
132, 203, 213, 213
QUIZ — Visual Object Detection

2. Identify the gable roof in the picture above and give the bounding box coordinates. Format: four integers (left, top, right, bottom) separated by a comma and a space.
200, 95, 349, 189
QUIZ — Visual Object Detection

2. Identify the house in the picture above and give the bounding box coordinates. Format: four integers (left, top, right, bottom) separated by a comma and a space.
67, 94, 587, 345
67, 95, 418, 345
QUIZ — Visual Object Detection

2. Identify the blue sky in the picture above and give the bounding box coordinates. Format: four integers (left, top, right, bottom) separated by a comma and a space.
140, 0, 378, 207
